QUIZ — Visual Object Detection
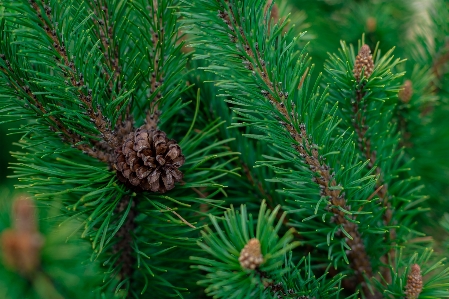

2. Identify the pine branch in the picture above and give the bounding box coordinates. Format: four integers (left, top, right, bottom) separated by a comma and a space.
132, 0, 168, 130
215, 3, 373, 294
85, 0, 134, 130
352, 44, 395, 284
88, 1, 122, 92
30, 1, 118, 150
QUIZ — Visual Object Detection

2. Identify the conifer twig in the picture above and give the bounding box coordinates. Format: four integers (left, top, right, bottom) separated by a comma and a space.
217, 2, 374, 295
87, 0, 134, 131
113, 195, 136, 282
0, 54, 110, 163
89, 1, 122, 92
352, 44, 394, 284
30, 1, 119, 160
144, 0, 164, 130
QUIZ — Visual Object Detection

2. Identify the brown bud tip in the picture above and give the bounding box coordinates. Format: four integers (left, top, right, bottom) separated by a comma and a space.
1, 195, 44, 275
265, 0, 279, 23
366, 17, 377, 32
405, 264, 423, 299
353, 44, 374, 82
399, 80, 413, 103
13, 195, 38, 233
238, 238, 263, 270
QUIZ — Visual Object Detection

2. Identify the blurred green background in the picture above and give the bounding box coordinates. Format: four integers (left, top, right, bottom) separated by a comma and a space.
0, 121, 17, 190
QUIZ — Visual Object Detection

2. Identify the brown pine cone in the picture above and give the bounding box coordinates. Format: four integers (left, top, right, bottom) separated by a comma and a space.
114, 127, 185, 193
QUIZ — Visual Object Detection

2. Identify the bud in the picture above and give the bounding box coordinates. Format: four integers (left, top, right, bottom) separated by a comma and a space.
405, 264, 423, 299
353, 44, 374, 82
366, 17, 377, 32
13, 195, 38, 233
239, 238, 263, 270
399, 80, 413, 103
265, 0, 279, 23
1, 195, 44, 275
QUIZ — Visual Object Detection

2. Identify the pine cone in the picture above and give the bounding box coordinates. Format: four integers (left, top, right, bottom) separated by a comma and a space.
114, 127, 185, 193
353, 44, 374, 82
405, 264, 423, 299
239, 238, 263, 270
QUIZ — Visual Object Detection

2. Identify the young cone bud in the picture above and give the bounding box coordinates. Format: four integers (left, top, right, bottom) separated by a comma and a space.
264, 0, 279, 23
399, 80, 413, 103
353, 44, 374, 82
366, 17, 377, 32
114, 126, 185, 193
239, 238, 263, 270
405, 264, 423, 299
13, 195, 38, 233
1, 195, 44, 275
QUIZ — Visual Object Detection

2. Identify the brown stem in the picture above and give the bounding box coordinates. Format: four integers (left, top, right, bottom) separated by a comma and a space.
144, 0, 165, 130
255, 268, 296, 298
87, 0, 132, 128
218, 1, 374, 295
353, 85, 395, 285
114, 195, 136, 286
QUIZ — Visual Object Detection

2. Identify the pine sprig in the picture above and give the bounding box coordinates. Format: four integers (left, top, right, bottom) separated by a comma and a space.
184, 0, 391, 296
0, 0, 240, 296
373, 248, 449, 299
191, 201, 300, 299
324, 39, 413, 285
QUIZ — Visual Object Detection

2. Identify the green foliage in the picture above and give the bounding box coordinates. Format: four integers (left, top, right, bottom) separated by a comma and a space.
0, 0, 449, 298
375, 248, 449, 299
192, 201, 299, 298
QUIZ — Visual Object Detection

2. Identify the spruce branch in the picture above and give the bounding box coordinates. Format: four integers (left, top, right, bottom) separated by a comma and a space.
0, 47, 108, 162
132, 0, 171, 130
0, 56, 72, 137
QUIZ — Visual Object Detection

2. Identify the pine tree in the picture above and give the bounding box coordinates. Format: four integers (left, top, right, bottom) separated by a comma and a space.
0, 0, 449, 298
